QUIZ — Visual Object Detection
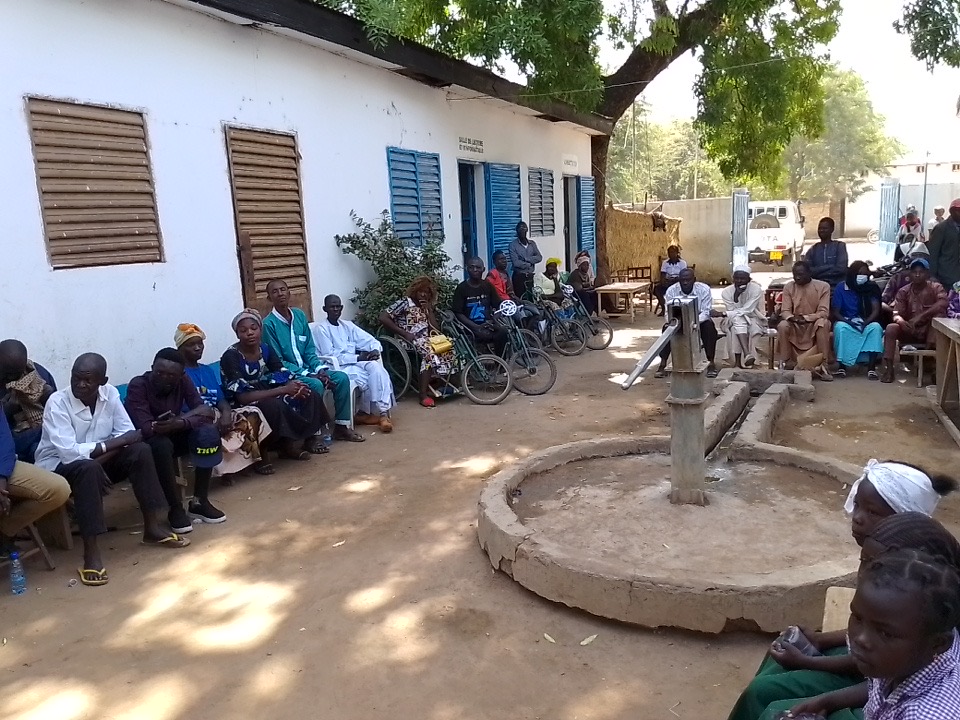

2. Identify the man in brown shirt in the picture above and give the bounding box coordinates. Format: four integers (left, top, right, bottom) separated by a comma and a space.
881, 258, 949, 383
776, 261, 833, 380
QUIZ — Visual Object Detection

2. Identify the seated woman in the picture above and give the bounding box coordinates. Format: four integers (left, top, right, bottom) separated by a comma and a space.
535, 258, 573, 310
175, 323, 274, 477
567, 254, 598, 316
379, 276, 455, 409
653, 245, 687, 316
948, 280, 960, 319
764, 511, 960, 720
831, 261, 883, 380
220, 309, 330, 460
726, 460, 958, 720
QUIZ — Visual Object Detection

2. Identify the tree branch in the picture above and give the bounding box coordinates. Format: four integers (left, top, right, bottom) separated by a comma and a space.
599, 0, 727, 118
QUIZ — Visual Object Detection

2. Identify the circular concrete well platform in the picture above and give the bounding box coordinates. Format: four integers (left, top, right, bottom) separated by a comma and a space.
477, 438, 859, 633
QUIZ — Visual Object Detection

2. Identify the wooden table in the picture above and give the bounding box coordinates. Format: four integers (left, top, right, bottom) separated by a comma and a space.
596, 281, 651, 322
933, 318, 960, 448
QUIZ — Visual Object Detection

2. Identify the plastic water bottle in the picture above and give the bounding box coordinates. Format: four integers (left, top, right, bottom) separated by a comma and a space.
321, 423, 333, 447
9, 551, 26, 595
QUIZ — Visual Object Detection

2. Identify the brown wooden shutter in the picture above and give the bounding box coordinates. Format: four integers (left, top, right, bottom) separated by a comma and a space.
225, 127, 312, 319
26, 98, 163, 269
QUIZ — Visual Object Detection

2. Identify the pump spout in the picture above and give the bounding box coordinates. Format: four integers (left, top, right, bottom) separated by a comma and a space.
621, 319, 680, 390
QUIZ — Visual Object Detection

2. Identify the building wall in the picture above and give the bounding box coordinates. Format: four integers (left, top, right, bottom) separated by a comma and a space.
0, 0, 592, 384
656, 197, 733, 284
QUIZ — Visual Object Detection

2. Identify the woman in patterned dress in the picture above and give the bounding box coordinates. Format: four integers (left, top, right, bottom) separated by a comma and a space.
379, 276, 455, 408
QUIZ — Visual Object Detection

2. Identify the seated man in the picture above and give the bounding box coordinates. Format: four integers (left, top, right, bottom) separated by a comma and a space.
655, 268, 722, 379
806, 217, 848, 288
124, 348, 224, 528
0, 410, 70, 558
312, 294, 395, 434
35, 353, 189, 586
881, 258, 949, 383
882, 244, 929, 313
719, 266, 766, 368
262, 279, 364, 443
454, 257, 508, 356
535, 259, 572, 308
0, 339, 56, 463
653, 245, 687, 316
488, 251, 541, 329
567, 254, 598, 316
776, 260, 833, 380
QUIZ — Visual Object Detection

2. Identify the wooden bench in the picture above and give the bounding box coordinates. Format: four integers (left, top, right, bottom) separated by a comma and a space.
897, 345, 937, 388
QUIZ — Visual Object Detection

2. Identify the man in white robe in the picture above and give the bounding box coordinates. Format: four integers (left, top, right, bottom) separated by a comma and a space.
719, 266, 766, 368
312, 295, 395, 433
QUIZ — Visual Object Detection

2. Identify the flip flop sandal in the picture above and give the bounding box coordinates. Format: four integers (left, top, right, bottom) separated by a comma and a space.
868, 370, 880, 381
142, 533, 191, 548
420, 397, 436, 408
78, 568, 109, 586
254, 462, 276, 475
307, 443, 331, 454
335, 429, 366, 443
835, 367, 847, 378
279, 449, 312, 461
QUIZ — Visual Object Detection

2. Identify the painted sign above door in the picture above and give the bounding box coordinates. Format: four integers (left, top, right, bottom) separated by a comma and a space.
458, 137, 484, 156
562, 154, 579, 173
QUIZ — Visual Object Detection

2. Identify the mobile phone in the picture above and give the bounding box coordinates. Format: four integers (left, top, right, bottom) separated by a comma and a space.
157, 410, 175, 421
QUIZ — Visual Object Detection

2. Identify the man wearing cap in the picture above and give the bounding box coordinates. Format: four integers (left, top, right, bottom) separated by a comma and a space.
927, 199, 960, 290
881, 258, 949, 383
882, 244, 930, 312
567, 254, 598, 315
928, 205, 946, 232
719, 266, 766, 368
124, 348, 224, 528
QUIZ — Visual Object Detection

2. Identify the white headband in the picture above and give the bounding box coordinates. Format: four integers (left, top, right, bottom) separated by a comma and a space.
843, 459, 940, 517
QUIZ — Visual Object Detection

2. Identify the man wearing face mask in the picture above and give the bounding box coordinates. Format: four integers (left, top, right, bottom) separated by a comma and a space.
719, 266, 766, 368
831, 261, 884, 380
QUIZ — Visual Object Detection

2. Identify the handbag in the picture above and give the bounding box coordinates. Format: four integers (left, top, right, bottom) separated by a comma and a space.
428, 330, 453, 355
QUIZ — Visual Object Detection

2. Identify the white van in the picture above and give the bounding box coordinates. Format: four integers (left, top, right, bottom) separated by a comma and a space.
747, 201, 805, 265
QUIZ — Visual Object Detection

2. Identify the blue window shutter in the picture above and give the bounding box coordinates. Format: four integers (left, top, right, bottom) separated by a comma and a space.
387, 147, 443, 246
527, 168, 555, 237
576, 175, 596, 260
484, 163, 521, 267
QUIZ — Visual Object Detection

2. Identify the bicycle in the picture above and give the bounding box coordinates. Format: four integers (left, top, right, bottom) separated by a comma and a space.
530, 287, 587, 356
377, 319, 513, 405
494, 300, 557, 395
566, 289, 614, 350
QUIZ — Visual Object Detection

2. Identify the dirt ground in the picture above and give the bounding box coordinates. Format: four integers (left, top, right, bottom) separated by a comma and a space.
2, 312, 957, 720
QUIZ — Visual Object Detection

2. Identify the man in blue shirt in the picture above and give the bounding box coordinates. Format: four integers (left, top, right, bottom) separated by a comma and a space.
0, 407, 70, 558
806, 217, 848, 288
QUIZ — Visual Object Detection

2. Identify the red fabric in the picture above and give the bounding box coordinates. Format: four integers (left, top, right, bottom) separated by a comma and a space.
487, 269, 510, 302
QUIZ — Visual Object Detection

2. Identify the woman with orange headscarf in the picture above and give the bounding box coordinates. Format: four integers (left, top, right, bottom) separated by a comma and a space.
175, 322, 274, 477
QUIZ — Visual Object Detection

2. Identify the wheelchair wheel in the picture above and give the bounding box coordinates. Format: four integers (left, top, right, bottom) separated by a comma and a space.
550, 320, 587, 356
379, 335, 413, 399
584, 317, 614, 350
461, 354, 513, 405
509, 347, 557, 396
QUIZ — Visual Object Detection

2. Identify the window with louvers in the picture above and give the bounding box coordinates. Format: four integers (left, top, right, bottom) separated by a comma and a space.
225, 127, 312, 317
387, 147, 443, 246
527, 168, 555, 237
26, 98, 163, 269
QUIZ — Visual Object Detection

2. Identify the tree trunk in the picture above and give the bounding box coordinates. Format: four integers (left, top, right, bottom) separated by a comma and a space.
592, 133, 612, 284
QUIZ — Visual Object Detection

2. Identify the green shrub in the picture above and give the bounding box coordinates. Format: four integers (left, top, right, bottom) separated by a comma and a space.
334, 211, 460, 330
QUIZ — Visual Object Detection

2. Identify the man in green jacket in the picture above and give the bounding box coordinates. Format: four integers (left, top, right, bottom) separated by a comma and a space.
262, 280, 364, 442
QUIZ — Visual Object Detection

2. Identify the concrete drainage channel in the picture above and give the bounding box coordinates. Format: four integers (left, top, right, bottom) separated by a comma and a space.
476, 372, 863, 633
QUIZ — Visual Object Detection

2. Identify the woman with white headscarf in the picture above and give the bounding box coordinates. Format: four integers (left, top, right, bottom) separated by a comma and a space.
727, 459, 957, 720
719, 265, 766, 368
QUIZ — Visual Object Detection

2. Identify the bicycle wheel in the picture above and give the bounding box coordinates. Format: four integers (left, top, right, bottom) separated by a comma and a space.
867, 229, 879, 243
518, 328, 543, 351
510, 347, 557, 395
550, 320, 587, 356
379, 335, 413, 399
584, 317, 614, 350
462, 354, 513, 405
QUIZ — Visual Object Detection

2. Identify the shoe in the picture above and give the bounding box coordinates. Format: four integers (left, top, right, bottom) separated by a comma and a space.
168, 506, 194, 534
654, 368, 666, 379
868, 370, 880, 381
835, 366, 847, 378
813, 364, 833, 382
354, 412, 381, 427
189, 499, 226, 524
378, 416, 393, 433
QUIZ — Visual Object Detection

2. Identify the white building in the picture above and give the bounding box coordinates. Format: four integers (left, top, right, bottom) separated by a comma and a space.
1, 0, 609, 384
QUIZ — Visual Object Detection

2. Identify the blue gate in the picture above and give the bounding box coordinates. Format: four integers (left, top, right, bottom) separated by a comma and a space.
484, 163, 522, 268
731, 188, 750, 271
